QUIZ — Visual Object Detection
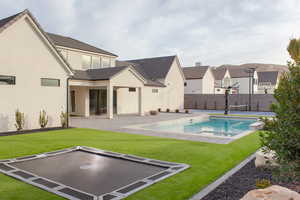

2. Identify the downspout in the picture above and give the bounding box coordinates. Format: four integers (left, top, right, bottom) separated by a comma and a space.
66, 77, 71, 128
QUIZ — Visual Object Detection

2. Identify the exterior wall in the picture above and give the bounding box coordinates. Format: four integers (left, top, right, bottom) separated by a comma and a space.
116, 88, 139, 114
70, 86, 89, 116
202, 68, 215, 94
184, 79, 202, 94
57, 46, 116, 70
0, 16, 69, 132
185, 94, 276, 111
161, 60, 185, 110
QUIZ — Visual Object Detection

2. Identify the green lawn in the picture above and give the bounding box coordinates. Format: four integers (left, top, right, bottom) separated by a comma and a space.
0, 128, 260, 200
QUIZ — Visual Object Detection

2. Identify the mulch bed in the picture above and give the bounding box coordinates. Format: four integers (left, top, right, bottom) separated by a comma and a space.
202, 159, 300, 200
0, 127, 71, 137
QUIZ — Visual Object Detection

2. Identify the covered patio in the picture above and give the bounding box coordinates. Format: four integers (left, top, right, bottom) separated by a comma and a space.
69, 66, 146, 119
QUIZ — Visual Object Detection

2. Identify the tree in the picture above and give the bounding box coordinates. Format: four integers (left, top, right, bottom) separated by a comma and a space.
260, 38, 300, 182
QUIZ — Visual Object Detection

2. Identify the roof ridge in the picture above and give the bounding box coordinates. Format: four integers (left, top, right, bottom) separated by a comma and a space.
125, 55, 176, 62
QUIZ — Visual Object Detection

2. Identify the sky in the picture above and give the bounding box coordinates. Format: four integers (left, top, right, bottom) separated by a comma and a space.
1, 0, 300, 67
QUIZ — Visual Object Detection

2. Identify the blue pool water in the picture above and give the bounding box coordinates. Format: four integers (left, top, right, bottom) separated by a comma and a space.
142, 117, 256, 137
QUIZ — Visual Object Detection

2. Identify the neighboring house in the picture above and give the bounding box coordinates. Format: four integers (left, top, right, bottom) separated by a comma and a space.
0, 10, 73, 132
183, 66, 214, 94
0, 9, 185, 132
257, 71, 281, 94
212, 68, 233, 94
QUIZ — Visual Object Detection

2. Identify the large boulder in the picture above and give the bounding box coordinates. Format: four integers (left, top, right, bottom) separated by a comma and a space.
255, 149, 278, 168
240, 185, 300, 200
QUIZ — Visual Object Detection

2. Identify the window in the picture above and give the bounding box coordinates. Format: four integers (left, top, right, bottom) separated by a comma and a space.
184, 82, 187, 87
82, 55, 91, 69
92, 57, 101, 69
0, 75, 15, 85
223, 77, 231, 87
102, 57, 110, 68
129, 88, 136, 92
152, 89, 159, 93
41, 78, 60, 87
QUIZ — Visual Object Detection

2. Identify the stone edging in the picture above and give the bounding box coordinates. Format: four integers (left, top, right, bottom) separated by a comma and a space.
189, 152, 256, 200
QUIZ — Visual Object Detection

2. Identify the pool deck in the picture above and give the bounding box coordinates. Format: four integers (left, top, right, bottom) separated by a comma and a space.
70, 112, 258, 144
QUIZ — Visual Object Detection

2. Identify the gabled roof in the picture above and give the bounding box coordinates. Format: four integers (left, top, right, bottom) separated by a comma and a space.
257, 71, 279, 85
182, 66, 209, 79
72, 66, 127, 80
47, 32, 117, 57
125, 55, 176, 80
212, 67, 227, 80
0, 9, 73, 75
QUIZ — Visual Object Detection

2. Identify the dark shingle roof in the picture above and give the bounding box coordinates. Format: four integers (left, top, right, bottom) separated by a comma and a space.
72, 66, 127, 80
0, 12, 21, 29
212, 68, 227, 80
183, 66, 209, 79
125, 56, 176, 80
215, 63, 288, 78
47, 32, 117, 57
258, 71, 279, 85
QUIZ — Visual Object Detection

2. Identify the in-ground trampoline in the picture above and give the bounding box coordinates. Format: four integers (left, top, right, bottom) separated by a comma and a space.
0, 146, 189, 200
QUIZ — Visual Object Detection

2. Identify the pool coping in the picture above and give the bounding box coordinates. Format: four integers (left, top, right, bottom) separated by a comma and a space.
124, 115, 262, 142
0, 146, 189, 200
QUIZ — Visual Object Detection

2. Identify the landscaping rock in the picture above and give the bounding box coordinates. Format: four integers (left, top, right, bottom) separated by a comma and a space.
240, 185, 300, 200
255, 149, 278, 168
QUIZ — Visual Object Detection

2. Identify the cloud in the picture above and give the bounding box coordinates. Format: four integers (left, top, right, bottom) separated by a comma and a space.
0, 0, 300, 66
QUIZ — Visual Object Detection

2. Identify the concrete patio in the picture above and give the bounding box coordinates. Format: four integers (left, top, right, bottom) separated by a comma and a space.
70, 113, 234, 144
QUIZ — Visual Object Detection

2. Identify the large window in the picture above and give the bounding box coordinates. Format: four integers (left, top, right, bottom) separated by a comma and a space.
82, 55, 91, 69
92, 57, 101, 69
0, 75, 15, 85
41, 78, 60, 87
102, 57, 110, 68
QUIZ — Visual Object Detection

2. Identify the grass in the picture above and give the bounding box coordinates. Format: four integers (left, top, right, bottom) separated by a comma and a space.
0, 128, 260, 200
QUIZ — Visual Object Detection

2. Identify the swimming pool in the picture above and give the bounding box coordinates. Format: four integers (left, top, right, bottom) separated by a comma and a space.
128, 116, 259, 139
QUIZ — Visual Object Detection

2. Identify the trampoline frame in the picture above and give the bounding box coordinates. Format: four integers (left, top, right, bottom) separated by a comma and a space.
0, 146, 189, 200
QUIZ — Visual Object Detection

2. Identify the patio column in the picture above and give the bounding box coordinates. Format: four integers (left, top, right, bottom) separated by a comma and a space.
138, 87, 144, 116
107, 84, 113, 119
84, 88, 90, 117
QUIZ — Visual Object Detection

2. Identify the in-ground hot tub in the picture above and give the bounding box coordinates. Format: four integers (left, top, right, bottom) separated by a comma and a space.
0, 146, 189, 200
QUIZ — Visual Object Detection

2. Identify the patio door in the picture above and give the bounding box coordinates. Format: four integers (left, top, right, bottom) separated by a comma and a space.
89, 89, 117, 115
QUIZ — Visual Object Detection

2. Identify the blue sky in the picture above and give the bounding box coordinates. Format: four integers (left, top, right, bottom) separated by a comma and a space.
1, 0, 299, 66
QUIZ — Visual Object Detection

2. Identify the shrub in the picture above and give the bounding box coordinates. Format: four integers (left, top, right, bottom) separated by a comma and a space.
39, 110, 48, 128
166, 108, 170, 112
150, 110, 158, 115
15, 109, 25, 131
185, 109, 189, 113
175, 109, 179, 113
158, 108, 161, 112
260, 38, 300, 182
255, 179, 271, 189
60, 111, 68, 128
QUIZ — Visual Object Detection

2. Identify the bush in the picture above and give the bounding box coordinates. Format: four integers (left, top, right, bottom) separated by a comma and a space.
166, 108, 170, 112
175, 109, 179, 113
15, 109, 25, 131
158, 108, 161, 112
260, 38, 300, 182
185, 109, 189, 113
255, 179, 271, 189
39, 110, 48, 128
150, 110, 158, 115
60, 111, 68, 128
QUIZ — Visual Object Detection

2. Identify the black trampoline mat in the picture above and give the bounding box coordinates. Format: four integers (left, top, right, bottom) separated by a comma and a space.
0, 146, 189, 200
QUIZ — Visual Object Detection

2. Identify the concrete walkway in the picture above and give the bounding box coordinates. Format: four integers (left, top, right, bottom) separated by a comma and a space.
70, 113, 232, 144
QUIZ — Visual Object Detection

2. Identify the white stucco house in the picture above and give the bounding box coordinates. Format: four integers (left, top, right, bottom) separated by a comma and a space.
0, 10, 185, 132
0, 10, 73, 132
257, 71, 281, 94
183, 65, 214, 94
212, 65, 258, 94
